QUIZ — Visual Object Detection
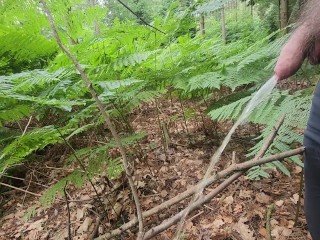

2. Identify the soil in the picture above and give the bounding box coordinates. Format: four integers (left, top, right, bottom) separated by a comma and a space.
0, 97, 310, 240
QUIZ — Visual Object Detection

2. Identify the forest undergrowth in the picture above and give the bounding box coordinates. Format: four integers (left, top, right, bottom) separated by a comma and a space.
0, 95, 310, 240
1, 0, 319, 239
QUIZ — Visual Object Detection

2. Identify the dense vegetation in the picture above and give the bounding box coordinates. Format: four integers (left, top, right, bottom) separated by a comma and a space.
0, 0, 317, 208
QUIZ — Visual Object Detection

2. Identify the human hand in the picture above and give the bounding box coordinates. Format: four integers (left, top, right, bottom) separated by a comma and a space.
274, 25, 320, 80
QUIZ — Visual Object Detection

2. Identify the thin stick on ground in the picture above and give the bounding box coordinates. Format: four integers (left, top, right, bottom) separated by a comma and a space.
56, 128, 114, 221
96, 147, 304, 239
266, 204, 275, 240
63, 181, 72, 240
150, 116, 288, 240
39, 1, 144, 238
97, 116, 299, 239
294, 168, 304, 226
0, 182, 41, 197
174, 115, 286, 239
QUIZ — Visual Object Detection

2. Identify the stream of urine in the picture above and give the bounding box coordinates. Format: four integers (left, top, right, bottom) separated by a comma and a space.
200, 75, 278, 188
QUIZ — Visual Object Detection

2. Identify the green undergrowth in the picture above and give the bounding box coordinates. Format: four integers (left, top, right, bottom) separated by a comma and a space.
0, 0, 319, 206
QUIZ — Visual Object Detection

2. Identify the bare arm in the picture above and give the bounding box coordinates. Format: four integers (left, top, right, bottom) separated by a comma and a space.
275, 0, 320, 80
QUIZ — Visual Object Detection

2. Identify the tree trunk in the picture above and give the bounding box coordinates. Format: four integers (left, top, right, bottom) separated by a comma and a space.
200, 14, 205, 35
221, 7, 226, 44
89, 0, 101, 36
235, 0, 238, 22
280, 0, 289, 32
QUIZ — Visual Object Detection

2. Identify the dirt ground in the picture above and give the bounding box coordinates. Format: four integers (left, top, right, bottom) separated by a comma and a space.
0, 98, 310, 240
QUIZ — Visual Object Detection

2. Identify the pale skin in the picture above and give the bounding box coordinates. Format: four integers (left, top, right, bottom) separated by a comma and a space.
275, 0, 320, 80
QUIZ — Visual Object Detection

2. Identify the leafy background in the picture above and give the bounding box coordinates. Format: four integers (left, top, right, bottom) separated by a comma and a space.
0, 0, 317, 207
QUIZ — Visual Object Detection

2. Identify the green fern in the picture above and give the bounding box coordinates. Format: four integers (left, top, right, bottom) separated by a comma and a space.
0, 126, 72, 173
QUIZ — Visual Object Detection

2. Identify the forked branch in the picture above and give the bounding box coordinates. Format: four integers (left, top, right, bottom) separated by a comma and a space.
39, 1, 144, 238
97, 116, 305, 239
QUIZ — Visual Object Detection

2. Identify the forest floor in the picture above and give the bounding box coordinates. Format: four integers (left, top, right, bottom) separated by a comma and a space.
0, 97, 311, 240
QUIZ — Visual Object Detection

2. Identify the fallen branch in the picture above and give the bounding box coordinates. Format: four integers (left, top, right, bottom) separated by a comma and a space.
0, 182, 41, 197
63, 182, 72, 240
266, 204, 275, 240
144, 116, 289, 239
97, 116, 305, 239
97, 147, 304, 239
39, 1, 144, 238
144, 172, 243, 239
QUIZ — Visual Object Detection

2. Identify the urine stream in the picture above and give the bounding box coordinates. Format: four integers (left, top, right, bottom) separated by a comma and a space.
176, 75, 278, 238
200, 75, 278, 188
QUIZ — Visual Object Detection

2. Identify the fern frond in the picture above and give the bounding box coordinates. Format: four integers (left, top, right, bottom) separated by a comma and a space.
0, 126, 71, 173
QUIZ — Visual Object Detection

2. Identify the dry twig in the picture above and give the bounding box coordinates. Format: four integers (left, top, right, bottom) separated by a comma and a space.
97, 116, 305, 239
64, 182, 72, 240
0, 182, 41, 197
39, 1, 144, 238
266, 204, 275, 240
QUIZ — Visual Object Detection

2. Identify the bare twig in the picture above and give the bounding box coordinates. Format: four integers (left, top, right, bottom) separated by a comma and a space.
115, 0, 165, 34
22, 116, 33, 136
96, 147, 304, 240
266, 204, 275, 240
90, 216, 102, 240
55, 128, 110, 214
0, 182, 41, 197
147, 116, 288, 240
39, 1, 144, 238
174, 115, 286, 239
1, 174, 49, 188
97, 116, 301, 240
294, 168, 304, 226
64, 182, 72, 240
143, 172, 242, 239
22, 174, 33, 204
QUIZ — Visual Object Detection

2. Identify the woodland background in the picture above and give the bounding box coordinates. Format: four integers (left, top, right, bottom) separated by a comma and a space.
0, 0, 318, 239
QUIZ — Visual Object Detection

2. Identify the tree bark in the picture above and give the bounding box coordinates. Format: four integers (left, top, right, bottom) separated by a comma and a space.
280, 0, 289, 32
221, 6, 226, 44
200, 14, 205, 35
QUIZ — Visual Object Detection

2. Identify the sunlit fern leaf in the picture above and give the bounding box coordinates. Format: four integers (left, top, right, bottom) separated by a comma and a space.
114, 51, 160, 70
40, 170, 85, 207
187, 72, 224, 91
106, 132, 148, 148
0, 105, 32, 122
208, 96, 251, 121
1, 94, 84, 112
0, 126, 72, 173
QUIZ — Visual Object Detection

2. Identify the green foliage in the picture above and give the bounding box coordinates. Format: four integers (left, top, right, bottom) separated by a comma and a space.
0, 0, 317, 206
0, 126, 71, 174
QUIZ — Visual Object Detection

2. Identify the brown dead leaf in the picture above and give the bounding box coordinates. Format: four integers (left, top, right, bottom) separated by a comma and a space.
271, 226, 292, 239
77, 217, 93, 234
259, 227, 267, 238
239, 190, 253, 199
203, 217, 224, 231
76, 208, 84, 222
25, 219, 43, 232
293, 166, 302, 174
160, 190, 168, 198
233, 217, 255, 240
53, 228, 68, 240
112, 202, 123, 217
223, 196, 234, 206
275, 200, 284, 207
234, 204, 243, 214
290, 193, 299, 204
256, 192, 271, 204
